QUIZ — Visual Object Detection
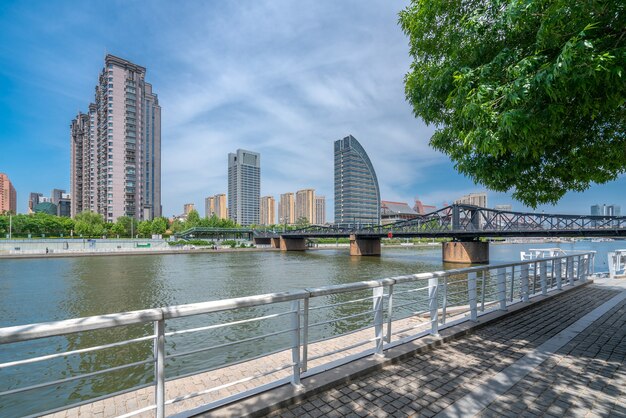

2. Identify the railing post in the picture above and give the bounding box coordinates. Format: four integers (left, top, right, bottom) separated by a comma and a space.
428, 276, 439, 336
568, 256, 575, 286
521, 264, 529, 302
480, 270, 486, 312
497, 268, 507, 311
510, 265, 515, 302
373, 286, 384, 356
591, 252, 595, 275
301, 296, 309, 372
154, 319, 165, 418
290, 300, 302, 387
540, 260, 547, 295
468, 272, 477, 322
578, 254, 589, 282
556, 258, 562, 290
386, 284, 394, 344
441, 276, 448, 324
577, 255, 582, 281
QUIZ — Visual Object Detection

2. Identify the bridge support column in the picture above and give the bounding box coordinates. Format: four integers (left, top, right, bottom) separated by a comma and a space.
350, 235, 381, 256
280, 237, 306, 251
442, 241, 489, 264
253, 237, 272, 246
270, 238, 281, 249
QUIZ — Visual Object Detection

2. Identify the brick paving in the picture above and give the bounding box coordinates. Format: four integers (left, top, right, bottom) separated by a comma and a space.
267, 283, 625, 418
476, 297, 626, 418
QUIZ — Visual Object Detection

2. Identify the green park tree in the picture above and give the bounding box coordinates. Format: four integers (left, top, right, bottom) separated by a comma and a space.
137, 220, 153, 237
185, 209, 201, 228
151, 217, 168, 235
114, 216, 139, 238
74, 211, 106, 237
169, 219, 185, 234
295, 217, 310, 228
109, 221, 125, 237
399, 0, 625, 207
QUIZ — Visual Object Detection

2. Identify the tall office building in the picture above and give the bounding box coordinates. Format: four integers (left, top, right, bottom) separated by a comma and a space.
279, 192, 295, 225
315, 195, 326, 225
205, 193, 227, 219
334, 135, 380, 225
50, 189, 71, 217
591, 204, 621, 216
296, 189, 316, 224
0, 173, 17, 214
228, 149, 260, 226
260, 196, 276, 225
28, 192, 43, 213
71, 54, 161, 221
455, 192, 488, 208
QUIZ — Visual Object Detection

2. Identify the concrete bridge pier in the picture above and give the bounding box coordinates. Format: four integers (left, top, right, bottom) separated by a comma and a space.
270, 238, 281, 249
442, 240, 489, 264
280, 237, 306, 251
350, 235, 381, 256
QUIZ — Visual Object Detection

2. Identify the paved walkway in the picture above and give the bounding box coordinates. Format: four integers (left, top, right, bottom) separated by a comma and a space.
266, 279, 626, 418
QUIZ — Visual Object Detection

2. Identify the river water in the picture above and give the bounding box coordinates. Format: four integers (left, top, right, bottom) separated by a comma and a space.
0, 241, 622, 416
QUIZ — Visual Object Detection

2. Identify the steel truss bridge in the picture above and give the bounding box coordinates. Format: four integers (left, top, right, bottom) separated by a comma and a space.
271, 204, 626, 240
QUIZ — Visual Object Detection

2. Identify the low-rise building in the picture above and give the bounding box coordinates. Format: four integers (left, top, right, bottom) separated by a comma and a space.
381, 201, 418, 225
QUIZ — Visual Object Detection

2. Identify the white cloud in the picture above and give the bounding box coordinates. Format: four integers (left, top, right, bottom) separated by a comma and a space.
153, 1, 443, 217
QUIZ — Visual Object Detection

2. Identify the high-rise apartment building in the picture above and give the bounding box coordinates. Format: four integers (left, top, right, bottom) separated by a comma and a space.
334, 135, 380, 225
455, 192, 488, 208
260, 196, 276, 225
296, 189, 316, 224
205, 193, 227, 219
279, 192, 295, 225
228, 149, 260, 226
315, 195, 326, 225
183, 203, 195, 215
71, 54, 161, 221
0, 173, 17, 214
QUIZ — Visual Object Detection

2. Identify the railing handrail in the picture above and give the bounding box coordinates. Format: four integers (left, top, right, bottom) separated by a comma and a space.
0, 251, 595, 346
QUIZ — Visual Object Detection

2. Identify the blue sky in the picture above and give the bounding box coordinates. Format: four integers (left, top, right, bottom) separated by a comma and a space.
0, 1, 623, 218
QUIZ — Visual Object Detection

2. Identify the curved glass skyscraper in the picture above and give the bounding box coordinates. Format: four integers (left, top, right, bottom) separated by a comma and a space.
334, 135, 380, 225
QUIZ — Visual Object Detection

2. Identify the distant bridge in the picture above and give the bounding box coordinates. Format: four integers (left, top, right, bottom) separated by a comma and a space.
278, 204, 626, 239
256, 204, 626, 262
176, 205, 625, 262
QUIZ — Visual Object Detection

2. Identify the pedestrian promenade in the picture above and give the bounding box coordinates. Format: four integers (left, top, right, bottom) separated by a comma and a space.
261, 279, 626, 418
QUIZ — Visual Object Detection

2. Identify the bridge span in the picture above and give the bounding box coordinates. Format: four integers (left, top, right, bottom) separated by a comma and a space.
254, 204, 626, 262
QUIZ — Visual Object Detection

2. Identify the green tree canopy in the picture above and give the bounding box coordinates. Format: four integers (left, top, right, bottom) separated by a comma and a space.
151, 217, 168, 235
400, 0, 625, 207
74, 211, 106, 237
137, 220, 153, 237
295, 217, 310, 228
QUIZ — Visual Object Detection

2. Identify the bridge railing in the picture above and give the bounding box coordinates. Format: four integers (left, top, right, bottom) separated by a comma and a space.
0, 252, 595, 417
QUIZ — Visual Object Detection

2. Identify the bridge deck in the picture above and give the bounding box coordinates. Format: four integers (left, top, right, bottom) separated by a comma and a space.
262, 279, 626, 418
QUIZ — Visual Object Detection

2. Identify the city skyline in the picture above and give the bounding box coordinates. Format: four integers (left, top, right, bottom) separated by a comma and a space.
1, 1, 625, 218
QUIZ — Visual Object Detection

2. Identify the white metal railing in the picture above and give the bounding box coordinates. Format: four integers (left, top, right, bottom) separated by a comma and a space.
0, 252, 595, 417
